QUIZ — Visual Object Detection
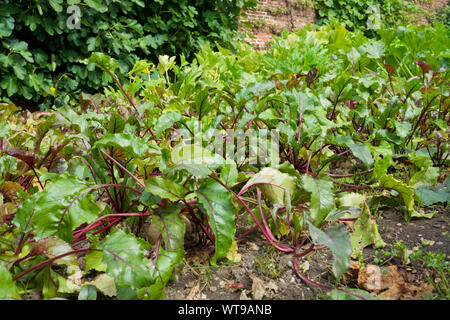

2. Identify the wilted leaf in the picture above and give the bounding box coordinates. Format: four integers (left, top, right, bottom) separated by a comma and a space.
308, 222, 352, 279
351, 202, 386, 257
241, 167, 296, 205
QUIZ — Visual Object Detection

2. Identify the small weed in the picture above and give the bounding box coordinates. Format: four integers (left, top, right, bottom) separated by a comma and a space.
254, 246, 285, 279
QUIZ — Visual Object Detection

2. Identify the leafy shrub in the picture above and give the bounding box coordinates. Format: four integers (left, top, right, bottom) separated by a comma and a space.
313, 0, 417, 35
0, 0, 257, 109
433, 3, 450, 28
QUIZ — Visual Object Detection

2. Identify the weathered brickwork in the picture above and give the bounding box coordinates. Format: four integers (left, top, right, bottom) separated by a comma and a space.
240, 0, 448, 49
241, 0, 315, 48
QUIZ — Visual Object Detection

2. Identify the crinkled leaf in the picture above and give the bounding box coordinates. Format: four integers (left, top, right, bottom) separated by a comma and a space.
377, 174, 436, 219
93, 133, 149, 158
85, 273, 117, 297
33, 236, 79, 274
145, 176, 187, 202
351, 202, 386, 258
302, 175, 334, 226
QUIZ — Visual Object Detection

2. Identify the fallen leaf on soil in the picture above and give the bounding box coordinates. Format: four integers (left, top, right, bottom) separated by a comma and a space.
226, 240, 242, 263
358, 265, 399, 291
249, 273, 278, 300
380, 282, 434, 300
186, 251, 210, 265
342, 260, 361, 283
187, 281, 205, 300
358, 264, 435, 300
239, 290, 251, 300
247, 242, 259, 251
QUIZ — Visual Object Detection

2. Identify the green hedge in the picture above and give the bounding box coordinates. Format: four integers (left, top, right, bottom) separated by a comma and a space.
0, 0, 257, 109
313, 0, 417, 35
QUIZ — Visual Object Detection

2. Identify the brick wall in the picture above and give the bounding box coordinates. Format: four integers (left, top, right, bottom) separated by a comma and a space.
240, 0, 448, 49
411, 0, 448, 25
241, 0, 315, 49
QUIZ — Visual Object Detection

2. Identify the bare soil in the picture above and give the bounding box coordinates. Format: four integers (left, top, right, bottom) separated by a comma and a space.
165, 205, 449, 300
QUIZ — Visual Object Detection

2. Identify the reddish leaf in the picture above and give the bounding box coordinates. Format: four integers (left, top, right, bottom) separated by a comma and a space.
383, 63, 396, 79
306, 67, 318, 88
345, 100, 358, 109
5, 147, 36, 167
415, 60, 432, 75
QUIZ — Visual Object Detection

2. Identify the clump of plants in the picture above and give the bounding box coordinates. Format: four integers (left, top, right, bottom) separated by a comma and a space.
0, 21, 448, 300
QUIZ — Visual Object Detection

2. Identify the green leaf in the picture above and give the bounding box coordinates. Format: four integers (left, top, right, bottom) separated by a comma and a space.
220, 161, 238, 187
0, 122, 10, 139
137, 249, 184, 300
34, 236, 80, 274
98, 229, 154, 289
415, 180, 450, 206
13, 174, 101, 242
409, 166, 439, 189
241, 167, 296, 205
0, 16, 14, 38
329, 288, 377, 300
347, 47, 361, 64
93, 133, 149, 158
0, 267, 21, 300
302, 175, 334, 226
152, 205, 185, 251
154, 112, 182, 135
78, 285, 97, 300
48, 0, 63, 12
84, 273, 117, 297
169, 143, 222, 178
351, 202, 386, 258
196, 180, 235, 265
394, 121, 412, 138
347, 141, 374, 168
88, 52, 119, 72
84, 250, 107, 274
377, 174, 436, 219
145, 176, 187, 202
108, 112, 125, 134
308, 222, 352, 279
85, 0, 108, 12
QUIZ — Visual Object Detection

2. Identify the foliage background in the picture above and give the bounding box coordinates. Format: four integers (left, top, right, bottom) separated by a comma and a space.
0, 0, 257, 109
